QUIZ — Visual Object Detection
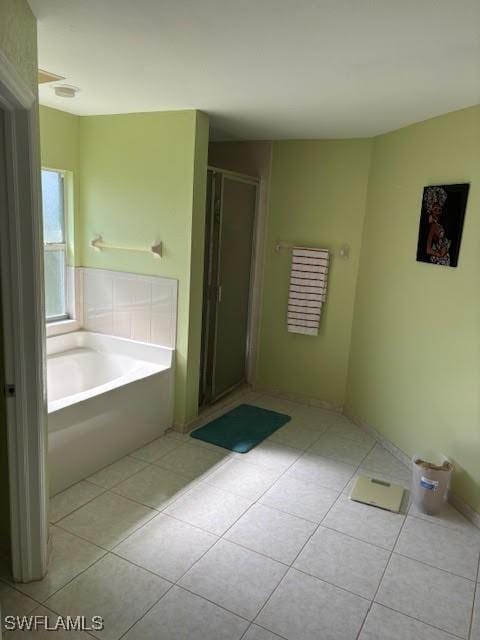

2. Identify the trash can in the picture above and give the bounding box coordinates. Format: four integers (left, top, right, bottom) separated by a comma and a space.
412, 458, 453, 515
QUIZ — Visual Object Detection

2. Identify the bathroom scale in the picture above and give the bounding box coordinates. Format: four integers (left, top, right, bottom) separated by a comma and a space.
350, 475, 404, 513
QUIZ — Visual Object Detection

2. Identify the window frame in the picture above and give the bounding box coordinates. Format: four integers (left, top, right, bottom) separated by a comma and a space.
42, 167, 69, 323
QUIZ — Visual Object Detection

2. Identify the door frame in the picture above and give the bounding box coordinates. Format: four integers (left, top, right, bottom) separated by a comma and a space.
0, 50, 48, 582
203, 166, 261, 402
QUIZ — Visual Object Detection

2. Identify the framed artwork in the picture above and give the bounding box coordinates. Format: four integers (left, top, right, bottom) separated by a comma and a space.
416, 183, 470, 268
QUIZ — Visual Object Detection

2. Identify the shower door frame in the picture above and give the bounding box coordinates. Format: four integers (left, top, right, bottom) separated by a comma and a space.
201, 167, 260, 405
0, 50, 48, 583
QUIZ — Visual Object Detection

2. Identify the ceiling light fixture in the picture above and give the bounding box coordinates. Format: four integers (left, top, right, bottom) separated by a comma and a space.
53, 85, 79, 98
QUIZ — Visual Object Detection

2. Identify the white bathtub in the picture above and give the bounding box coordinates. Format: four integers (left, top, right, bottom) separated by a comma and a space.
47, 331, 174, 495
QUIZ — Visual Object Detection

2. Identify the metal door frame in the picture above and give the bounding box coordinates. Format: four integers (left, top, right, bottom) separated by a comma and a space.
202, 166, 259, 405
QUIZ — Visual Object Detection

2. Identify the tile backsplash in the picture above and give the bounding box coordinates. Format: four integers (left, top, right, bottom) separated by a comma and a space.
81, 268, 177, 349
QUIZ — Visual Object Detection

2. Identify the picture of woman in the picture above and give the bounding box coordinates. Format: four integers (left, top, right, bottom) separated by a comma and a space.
425, 187, 450, 266
416, 183, 470, 268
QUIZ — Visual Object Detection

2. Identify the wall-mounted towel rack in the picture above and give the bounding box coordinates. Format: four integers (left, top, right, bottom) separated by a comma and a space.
90, 235, 163, 258
275, 240, 350, 259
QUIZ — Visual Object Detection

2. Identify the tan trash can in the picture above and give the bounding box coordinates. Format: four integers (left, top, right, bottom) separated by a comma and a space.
412, 459, 453, 515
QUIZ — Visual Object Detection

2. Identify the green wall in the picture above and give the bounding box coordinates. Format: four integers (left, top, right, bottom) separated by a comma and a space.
40, 106, 79, 172
39, 107, 209, 427
0, 0, 38, 555
184, 112, 209, 420
0, 0, 37, 89
347, 106, 480, 512
256, 139, 372, 408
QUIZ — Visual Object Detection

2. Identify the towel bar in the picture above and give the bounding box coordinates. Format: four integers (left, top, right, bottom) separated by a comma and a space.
90, 235, 163, 258
275, 241, 350, 258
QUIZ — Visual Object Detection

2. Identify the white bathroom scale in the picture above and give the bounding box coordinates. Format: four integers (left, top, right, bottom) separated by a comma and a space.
350, 475, 404, 513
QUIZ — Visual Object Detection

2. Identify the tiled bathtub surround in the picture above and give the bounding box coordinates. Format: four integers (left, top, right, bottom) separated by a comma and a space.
2, 392, 479, 639
82, 267, 177, 348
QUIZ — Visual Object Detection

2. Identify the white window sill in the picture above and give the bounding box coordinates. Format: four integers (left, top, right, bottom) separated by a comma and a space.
46, 318, 81, 338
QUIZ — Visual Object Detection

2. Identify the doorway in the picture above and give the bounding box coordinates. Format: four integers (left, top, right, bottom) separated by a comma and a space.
200, 168, 258, 407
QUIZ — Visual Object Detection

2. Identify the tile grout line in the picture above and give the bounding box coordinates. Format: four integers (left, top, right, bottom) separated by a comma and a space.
249, 448, 366, 631
241, 622, 289, 640
54, 501, 161, 555
31, 552, 112, 618
288, 564, 371, 602
0, 532, 112, 610
49, 484, 110, 525
170, 583, 254, 624
214, 422, 333, 541
391, 549, 478, 583
407, 509, 480, 538
69, 438, 234, 523
354, 503, 410, 640
345, 441, 411, 640
318, 521, 397, 552
8, 538, 176, 639
19, 540, 176, 640
49, 432, 190, 524
467, 553, 480, 640
372, 602, 467, 640
116, 581, 177, 640
0, 580, 47, 621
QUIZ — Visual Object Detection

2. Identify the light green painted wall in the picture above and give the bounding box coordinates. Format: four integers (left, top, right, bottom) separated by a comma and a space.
256, 140, 372, 407
184, 111, 209, 419
346, 106, 480, 512
0, 0, 37, 89
78, 110, 208, 427
40, 106, 79, 171
0, 0, 38, 554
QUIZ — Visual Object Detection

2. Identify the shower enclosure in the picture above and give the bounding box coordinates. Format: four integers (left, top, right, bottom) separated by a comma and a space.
200, 167, 258, 406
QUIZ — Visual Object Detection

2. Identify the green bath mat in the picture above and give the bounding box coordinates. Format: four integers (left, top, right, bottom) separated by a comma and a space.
190, 403, 291, 453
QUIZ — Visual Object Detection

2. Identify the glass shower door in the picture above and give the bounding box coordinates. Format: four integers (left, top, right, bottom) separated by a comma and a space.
210, 174, 257, 401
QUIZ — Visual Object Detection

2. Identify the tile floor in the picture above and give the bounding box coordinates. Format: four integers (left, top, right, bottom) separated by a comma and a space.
1, 392, 479, 639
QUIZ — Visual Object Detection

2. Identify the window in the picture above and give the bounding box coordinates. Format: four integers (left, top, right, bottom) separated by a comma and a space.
41, 169, 68, 321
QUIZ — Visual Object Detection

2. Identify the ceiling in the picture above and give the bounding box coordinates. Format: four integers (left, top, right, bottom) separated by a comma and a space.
29, 0, 480, 140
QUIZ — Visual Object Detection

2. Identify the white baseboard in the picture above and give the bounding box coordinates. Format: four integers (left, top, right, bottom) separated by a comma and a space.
449, 493, 480, 529
176, 384, 254, 434
344, 406, 480, 530
252, 386, 343, 414
343, 407, 411, 467
177, 385, 342, 435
